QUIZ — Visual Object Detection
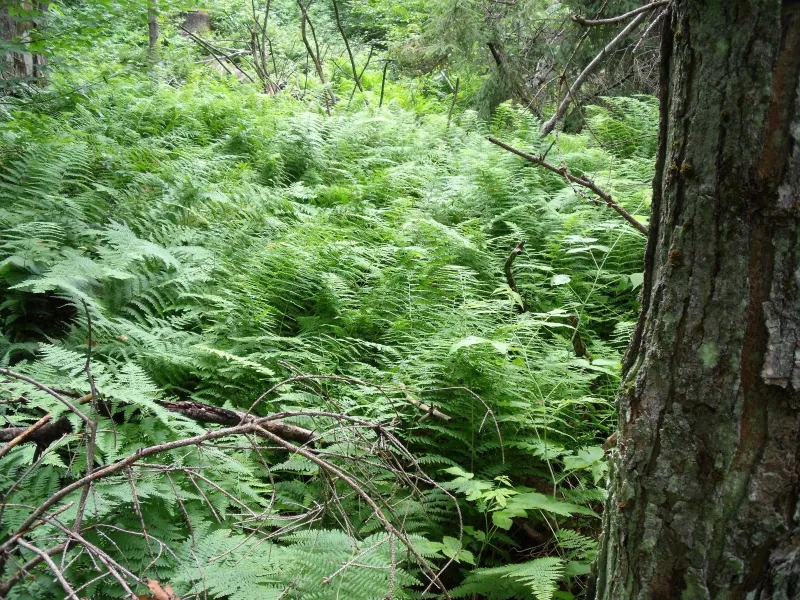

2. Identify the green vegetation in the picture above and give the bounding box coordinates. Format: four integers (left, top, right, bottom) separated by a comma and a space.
0, 2, 655, 598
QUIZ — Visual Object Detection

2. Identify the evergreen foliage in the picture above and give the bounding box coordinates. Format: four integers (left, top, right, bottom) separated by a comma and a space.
0, 3, 656, 599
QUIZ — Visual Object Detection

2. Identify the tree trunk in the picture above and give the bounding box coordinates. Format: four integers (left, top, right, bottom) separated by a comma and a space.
148, 0, 159, 51
181, 10, 210, 35
593, 2, 800, 599
1, 1, 46, 81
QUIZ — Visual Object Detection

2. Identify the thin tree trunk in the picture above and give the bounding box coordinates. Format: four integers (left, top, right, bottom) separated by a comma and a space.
297, 0, 334, 110
593, 2, 800, 598
148, 0, 159, 51
1, 1, 46, 80
331, 0, 361, 92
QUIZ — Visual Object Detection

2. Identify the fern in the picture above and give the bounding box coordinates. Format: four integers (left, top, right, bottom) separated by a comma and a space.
0, 8, 657, 597
452, 557, 565, 600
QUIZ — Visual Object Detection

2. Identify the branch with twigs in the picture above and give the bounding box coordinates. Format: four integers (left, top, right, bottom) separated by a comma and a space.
487, 136, 649, 236
0, 356, 502, 598
179, 24, 255, 83
540, 8, 653, 136
0, 305, 500, 598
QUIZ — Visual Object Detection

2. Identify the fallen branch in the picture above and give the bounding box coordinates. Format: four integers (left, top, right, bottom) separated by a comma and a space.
0, 415, 71, 454
298, 0, 335, 110
573, 0, 669, 26
16, 539, 80, 600
540, 9, 650, 136
158, 400, 316, 444
487, 136, 649, 236
179, 25, 255, 83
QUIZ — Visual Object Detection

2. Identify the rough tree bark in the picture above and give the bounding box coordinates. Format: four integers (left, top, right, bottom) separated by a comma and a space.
592, 1, 800, 599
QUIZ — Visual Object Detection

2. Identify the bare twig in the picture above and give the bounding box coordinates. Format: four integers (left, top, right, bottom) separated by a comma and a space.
400, 387, 453, 422
487, 136, 649, 236
298, 0, 335, 110
16, 539, 80, 600
349, 45, 373, 105
0, 368, 92, 425
74, 301, 99, 534
179, 25, 255, 83
379, 60, 391, 107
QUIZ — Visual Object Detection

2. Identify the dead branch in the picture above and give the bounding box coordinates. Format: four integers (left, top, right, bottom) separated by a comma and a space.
540, 9, 650, 136
573, 1, 669, 26
379, 59, 391, 107
487, 136, 649, 236
180, 25, 256, 84
74, 301, 99, 534
504, 240, 526, 295
0, 364, 490, 599
399, 387, 453, 422
0, 415, 71, 450
158, 400, 316, 444
486, 41, 534, 109
568, 315, 590, 359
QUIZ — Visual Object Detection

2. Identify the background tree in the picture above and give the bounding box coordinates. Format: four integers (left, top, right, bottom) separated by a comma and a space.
0, 1, 48, 84
592, 1, 800, 597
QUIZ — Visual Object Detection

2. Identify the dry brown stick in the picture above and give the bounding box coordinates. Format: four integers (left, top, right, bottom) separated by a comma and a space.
573, 0, 669, 26
179, 25, 255, 83
0, 542, 67, 595
487, 136, 649, 236
1, 422, 256, 559
0, 413, 53, 460
402, 392, 452, 422
158, 400, 316, 444
47, 521, 140, 599
540, 9, 650, 136
487, 41, 534, 110
348, 45, 373, 105
379, 59, 390, 107
74, 301, 99, 535
249, 422, 451, 598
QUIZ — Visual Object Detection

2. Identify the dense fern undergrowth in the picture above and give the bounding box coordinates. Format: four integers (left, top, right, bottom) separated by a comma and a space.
0, 8, 656, 599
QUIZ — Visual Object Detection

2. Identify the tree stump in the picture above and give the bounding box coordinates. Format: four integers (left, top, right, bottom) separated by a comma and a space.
181, 10, 210, 35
